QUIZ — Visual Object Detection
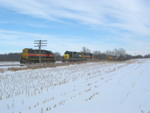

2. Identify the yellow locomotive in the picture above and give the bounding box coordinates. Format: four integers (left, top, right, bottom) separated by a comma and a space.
20, 48, 55, 63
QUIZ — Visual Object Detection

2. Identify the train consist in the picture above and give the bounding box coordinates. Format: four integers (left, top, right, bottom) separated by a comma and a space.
20, 48, 93, 64
63, 51, 92, 62
20, 48, 55, 64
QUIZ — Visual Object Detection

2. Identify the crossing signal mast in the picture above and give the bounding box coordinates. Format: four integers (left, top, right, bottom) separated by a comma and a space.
34, 40, 47, 64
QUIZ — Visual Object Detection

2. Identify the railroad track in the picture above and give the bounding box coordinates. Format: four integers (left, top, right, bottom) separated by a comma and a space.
0, 64, 25, 67
0, 61, 62, 67
0, 61, 94, 71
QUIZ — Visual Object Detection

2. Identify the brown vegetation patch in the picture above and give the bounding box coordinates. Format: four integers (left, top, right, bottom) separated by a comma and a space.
2, 60, 133, 72
0, 69, 4, 73
7, 61, 88, 71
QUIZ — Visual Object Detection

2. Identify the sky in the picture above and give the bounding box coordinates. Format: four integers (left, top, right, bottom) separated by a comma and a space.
0, 0, 150, 55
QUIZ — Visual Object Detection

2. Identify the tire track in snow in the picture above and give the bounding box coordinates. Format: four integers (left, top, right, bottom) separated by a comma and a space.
119, 61, 147, 104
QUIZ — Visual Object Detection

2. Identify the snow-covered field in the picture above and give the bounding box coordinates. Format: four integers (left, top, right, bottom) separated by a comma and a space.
0, 62, 21, 68
0, 59, 150, 113
0, 61, 62, 69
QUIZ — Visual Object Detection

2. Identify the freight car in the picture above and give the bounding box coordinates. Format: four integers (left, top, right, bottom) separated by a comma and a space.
20, 48, 55, 64
63, 51, 92, 62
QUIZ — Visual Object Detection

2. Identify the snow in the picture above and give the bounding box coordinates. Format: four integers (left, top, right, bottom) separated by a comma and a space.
0, 61, 22, 69
0, 59, 150, 113
0, 61, 20, 66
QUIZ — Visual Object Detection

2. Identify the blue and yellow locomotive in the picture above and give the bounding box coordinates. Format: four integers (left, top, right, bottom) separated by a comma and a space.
63, 51, 92, 62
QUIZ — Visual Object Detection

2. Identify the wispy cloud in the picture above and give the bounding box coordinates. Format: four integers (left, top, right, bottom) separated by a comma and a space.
0, 29, 149, 55
0, 0, 150, 35
0, 21, 12, 24
0, 30, 91, 54
0, 0, 150, 55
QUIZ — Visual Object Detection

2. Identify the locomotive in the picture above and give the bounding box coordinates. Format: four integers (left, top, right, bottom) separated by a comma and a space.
63, 51, 93, 62
20, 48, 93, 64
20, 48, 55, 64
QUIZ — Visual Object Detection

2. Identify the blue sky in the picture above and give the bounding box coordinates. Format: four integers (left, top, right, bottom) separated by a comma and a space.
0, 0, 150, 55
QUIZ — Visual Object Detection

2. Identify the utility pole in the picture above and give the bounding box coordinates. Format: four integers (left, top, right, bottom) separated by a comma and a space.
34, 40, 47, 64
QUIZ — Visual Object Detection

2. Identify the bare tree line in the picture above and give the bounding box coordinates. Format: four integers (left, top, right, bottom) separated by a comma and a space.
0, 47, 149, 61
81, 47, 150, 61
0, 53, 21, 61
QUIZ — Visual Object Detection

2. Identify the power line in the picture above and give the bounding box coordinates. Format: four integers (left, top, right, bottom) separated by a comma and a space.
34, 40, 47, 64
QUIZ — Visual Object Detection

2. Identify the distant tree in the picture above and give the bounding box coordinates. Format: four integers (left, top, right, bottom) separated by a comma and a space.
0, 53, 21, 61
81, 47, 91, 53
133, 55, 143, 59
93, 50, 101, 59
54, 52, 63, 61
116, 48, 126, 57
105, 50, 113, 56
144, 54, 150, 58
106, 48, 126, 57
92, 50, 108, 60
93, 50, 101, 56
